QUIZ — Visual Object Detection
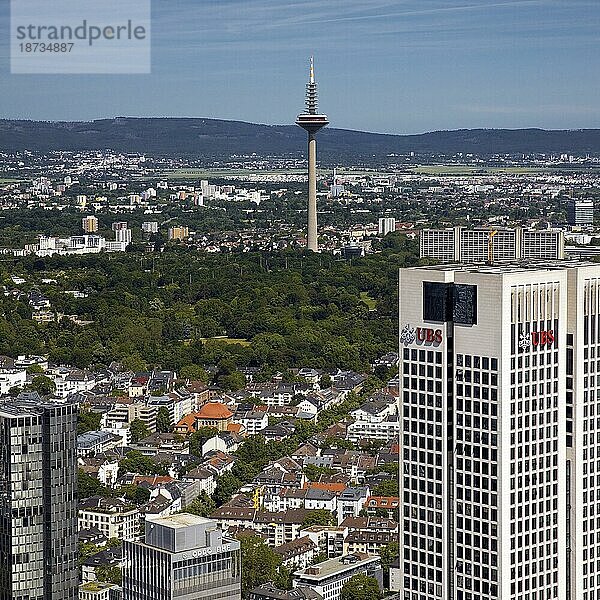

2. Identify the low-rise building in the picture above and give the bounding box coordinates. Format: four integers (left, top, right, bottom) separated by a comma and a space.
78, 497, 139, 541
293, 553, 383, 600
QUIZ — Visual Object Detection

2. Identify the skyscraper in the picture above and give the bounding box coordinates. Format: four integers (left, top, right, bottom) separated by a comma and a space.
296, 57, 329, 252
399, 260, 600, 600
399, 263, 568, 599
123, 513, 241, 600
0, 400, 79, 600
567, 199, 594, 226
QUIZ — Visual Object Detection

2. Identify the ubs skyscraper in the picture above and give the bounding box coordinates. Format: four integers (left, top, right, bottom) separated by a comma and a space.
0, 400, 78, 600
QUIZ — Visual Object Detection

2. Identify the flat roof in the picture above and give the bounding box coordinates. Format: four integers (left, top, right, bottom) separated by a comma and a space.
409, 260, 599, 275
150, 513, 214, 529
295, 553, 379, 580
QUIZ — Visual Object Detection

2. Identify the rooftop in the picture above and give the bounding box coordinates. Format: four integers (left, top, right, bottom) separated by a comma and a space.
295, 553, 379, 580
150, 513, 213, 529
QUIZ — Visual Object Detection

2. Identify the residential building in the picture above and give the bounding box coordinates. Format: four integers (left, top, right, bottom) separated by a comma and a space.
79, 581, 120, 600
420, 226, 565, 262
82, 215, 99, 233
78, 497, 139, 541
0, 399, 78, 600
168, 226, 189, 241
123, 514, 241, 600
293, 553, 383, 600
378, 217, 396, 236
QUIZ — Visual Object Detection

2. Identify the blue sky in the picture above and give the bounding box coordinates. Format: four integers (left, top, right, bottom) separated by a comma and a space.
0, 0, 599, 133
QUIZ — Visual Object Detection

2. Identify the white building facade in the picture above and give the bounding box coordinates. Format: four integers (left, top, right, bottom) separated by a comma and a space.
399, 263, 569, 600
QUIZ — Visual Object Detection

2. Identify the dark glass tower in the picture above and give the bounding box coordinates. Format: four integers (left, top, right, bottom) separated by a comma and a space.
0, 400, 78, 600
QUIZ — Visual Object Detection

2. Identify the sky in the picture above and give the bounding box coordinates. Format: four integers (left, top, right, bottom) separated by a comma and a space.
0, 0, 599, 133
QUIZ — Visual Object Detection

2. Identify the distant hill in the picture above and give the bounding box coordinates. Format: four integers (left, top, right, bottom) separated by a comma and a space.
1, 117, 599, 158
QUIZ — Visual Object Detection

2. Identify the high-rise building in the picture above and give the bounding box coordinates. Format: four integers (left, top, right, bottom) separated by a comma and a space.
0, 400, 78, 600
420, 227, 565, 263
115, 228, 132, 245
379, 218, 397, 236
168, 226, 189, 241
296, 57, 329, 252
82, 215, 99, 233
112, 221, 129, 231
123, 513, 241, 600
399, 261, 600, 600
567, 199, 594, 226
142, 221, 159, 234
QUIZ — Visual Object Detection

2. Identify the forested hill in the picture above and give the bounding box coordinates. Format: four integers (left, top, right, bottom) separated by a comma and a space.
1, 118, 599, 158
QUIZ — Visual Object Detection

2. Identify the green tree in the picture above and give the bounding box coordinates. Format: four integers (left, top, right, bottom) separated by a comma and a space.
188, 426, 219, 458
118, 451, 167, 476
27, 375, 56, 396
379, 541, 399, 583
301, 509, 335, 528
213, 472, 243, 506
78, 469, 110, 499
77, 410, 102, 434
78, 542, 100, 566
372, 479, 399, 497
340, 574, 382, 600
129, 418, 150, 443
303, 464, 336, 482
238, 535, 287, 596
156, 406, 173, 433
184, 492, 216, 517
95, 565, 122, 585
179, 364, 209, 382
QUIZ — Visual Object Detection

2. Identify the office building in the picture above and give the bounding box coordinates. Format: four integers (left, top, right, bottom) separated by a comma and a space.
0, 400, 78, 600
168, 226, 189, 241
82, 215, 99, 233
420, 227, 565, 263
293, 553, 382, 600
123, 513, 241, 600
567, 199, 594, 226
379, 218, 397, 236
398, 261, 600, 599
296, 57, 329, 252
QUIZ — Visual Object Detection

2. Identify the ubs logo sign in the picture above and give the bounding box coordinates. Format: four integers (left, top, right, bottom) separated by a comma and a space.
519, 330, 555, 349
401, 323, 443, 346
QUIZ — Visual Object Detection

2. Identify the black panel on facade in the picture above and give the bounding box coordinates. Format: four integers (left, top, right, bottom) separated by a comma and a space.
423, 281, 478, 325
423, 282, 452, 322
453, 284, 477, 325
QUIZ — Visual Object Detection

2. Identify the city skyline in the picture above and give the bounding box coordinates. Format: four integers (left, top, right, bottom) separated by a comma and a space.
0, 0, 598, 133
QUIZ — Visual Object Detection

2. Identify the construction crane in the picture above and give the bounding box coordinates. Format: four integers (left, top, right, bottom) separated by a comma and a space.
488, 230, 498, 264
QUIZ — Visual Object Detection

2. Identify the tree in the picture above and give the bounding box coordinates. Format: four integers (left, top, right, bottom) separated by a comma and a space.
218, 370, 246, 391
27, 375, 55, 396
156, 406, 172, 433
77, 410, 102, 434
238, 535, 287, 596
372, 479, 399, 497
78, 469, 110, 499
179, 364, 209, 382
303, 464, 336, 482
301, 509, 335, 528
184, 492, 216, 517
379, 541, 399, 585
213, 472, 243, 506
188, 426, 218, 458
118, 451, 168, 476
340, 574, 382, 600
129, 418, 150, 443
95, 565, 122, 585
118, 484, 151, 505
78, 542, 100, 566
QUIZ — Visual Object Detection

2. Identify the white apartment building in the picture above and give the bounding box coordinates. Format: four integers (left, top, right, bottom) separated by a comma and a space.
399, 263, 568, 600
420, 227, 565, 263
78, 497, 139, 541
379, 217, 397, 236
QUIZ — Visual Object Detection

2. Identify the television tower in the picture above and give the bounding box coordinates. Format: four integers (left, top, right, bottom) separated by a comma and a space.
296, 57, 329, 252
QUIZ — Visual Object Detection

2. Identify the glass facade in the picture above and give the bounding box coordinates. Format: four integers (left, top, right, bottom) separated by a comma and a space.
0, 401, 78, 600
